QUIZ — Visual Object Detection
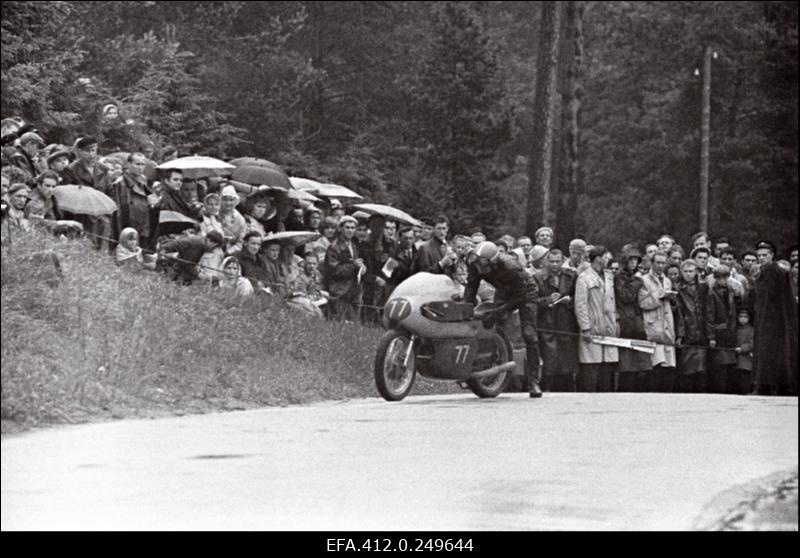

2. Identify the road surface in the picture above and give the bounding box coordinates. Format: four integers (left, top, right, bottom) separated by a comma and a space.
2, 393, 797, 530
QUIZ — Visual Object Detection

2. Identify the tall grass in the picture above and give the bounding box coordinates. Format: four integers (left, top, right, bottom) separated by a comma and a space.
1, 231, 458, 431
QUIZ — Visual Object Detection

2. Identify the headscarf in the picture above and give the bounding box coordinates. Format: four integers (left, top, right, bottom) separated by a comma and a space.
116, 227, 143, 264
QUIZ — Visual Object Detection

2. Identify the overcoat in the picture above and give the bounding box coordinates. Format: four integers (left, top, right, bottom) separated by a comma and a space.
574, 267, 619, 364
534, 268, 579, 376
638, 271, 676, 367
753, 264, 798, 388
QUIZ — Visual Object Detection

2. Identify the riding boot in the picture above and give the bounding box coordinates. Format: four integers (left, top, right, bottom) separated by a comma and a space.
527, 366, 543, 398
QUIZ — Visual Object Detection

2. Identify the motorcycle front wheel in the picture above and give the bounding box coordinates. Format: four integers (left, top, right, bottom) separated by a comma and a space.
374, 330, 416, 401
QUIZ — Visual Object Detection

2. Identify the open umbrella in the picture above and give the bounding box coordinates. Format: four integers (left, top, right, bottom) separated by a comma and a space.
231, 165, 292, 189
52, 185, 118, 216
228, 157, 283, 170
157, 156, 235, 180
158, 210, 198, 236
288, 189, 320, 203
351, 203, 421, 227
262, 231, 321, 248
289, 177, 363, 200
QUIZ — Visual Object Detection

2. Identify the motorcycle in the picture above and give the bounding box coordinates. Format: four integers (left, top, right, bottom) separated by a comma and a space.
374, 272, 527, 401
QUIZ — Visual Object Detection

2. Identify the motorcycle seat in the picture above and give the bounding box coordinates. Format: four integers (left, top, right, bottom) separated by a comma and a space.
420, 300, 475, 322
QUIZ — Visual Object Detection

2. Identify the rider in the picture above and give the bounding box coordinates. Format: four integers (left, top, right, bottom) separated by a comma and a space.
463, 241, 543, 398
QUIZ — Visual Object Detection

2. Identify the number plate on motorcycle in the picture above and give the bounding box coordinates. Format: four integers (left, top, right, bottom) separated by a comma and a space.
385, 298, 412, 321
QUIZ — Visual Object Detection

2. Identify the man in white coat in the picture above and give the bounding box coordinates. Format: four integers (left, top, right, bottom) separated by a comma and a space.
574, 246, 619, 392
638, 250, 677, 392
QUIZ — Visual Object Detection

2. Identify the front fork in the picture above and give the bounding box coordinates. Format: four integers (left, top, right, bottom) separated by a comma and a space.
402, 334, 417, 368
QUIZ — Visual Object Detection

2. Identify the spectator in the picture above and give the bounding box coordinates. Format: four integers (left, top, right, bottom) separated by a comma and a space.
304, 206, 323, 233
563, 238, 588, 274
657, 235, 675, 253
668, 246, 684, 267
1, 117, 22, 137
665, 263, 681, 286
515, 236, 533, 268
307, 215, 337, 265
218, 185, 247, 254
751, 241, 798, 395
534, 248, 579, 392
614, 244, 652, 392
3, 183, 31, 233
450, 234, 470, 281
328, 199, 346, 222
528, 244, 550, 272
416, 220, 434, 249
470, 231, 486, 245
734, 309, 754, 395
8, 132, 45, 182
242, 194, 271, 238
690, 246, 712, 280
116, 152, 159, 251
115, 227, 156, 270
415, 215, 455, 275
361, 214, 391, 322
324, 215, 365, 321
638, 250, 677, 392
45, 147, 71, 178
199, 193, 224, 238
354, 216, 370, 244
284, 205, 306, 231
534, 226, 554, 248
607, 259, 620, 275
1, 134, 20, 169
261, 239, 293, 297
387, 226, 418, 294
293, 251, 327, 302
637, 255, 651, 277
713, 237, 731, 260
62, 137, 99, 187
383, 219, 397, 243
645, 243, 658, 261
674, 260, 708, 393
236, 231, 272, 291
574, 245, 619, 392
159, 230, 224, 285
158, 169, 203, 220
691, 231, 720, 268
218, 256, 254, 297
706, 265, 738, 394
25, 170, 62, 222
717, 247, 747, 297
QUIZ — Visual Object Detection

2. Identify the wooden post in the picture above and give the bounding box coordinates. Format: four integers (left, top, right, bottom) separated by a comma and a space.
699, 46, 712, 233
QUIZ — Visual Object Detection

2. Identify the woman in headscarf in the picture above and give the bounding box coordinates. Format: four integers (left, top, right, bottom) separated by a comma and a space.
217, 256, 254, 297
674, 259, 709, 392
115, 227, 156, 270
218, 185, 247, 254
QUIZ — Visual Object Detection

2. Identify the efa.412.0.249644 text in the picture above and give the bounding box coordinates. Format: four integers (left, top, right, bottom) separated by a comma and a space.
326, 538, 474, 552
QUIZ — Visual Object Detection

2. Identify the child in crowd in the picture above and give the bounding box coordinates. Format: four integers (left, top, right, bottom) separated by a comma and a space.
218, 256, 254, 297
115, 227, 156, 271
734, 308, 754, 395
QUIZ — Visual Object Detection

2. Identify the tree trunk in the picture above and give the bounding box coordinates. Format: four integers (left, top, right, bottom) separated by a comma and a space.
559, 0, 583, 242
526, 1, 562, 238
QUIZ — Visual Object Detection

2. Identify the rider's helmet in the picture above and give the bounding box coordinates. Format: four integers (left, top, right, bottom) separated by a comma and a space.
468, 241, 500, 265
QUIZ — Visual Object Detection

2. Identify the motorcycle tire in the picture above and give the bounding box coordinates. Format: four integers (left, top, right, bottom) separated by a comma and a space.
467, 332, 512, 398
374, 330, 416, 401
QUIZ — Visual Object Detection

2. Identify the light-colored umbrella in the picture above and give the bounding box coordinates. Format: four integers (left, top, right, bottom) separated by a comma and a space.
52, 185, 118, 216
157, 156, 235, 180
288, 189, 320, 203
351, 203, 421, 227
231, 165, 292, 189
289, 176, 323, 191
262, 231, 321, 247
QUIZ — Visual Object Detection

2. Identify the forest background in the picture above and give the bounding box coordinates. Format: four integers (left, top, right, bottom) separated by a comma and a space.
2, 1, 797, 252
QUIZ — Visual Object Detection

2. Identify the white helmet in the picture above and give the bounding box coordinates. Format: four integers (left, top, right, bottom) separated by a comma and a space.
471, 241, 500, 262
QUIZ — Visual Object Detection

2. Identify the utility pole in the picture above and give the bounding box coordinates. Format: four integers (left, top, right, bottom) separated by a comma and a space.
699, 46, 712, 233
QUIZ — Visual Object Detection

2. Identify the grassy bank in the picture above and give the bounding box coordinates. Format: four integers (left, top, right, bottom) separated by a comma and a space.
1, 231, 457, 432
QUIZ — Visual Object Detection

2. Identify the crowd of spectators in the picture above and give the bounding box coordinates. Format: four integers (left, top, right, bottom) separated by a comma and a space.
1, 115, 797, 396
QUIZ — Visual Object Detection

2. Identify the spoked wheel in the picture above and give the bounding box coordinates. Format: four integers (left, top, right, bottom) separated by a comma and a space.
374, 330, 416, 401
467, 332, 511, 398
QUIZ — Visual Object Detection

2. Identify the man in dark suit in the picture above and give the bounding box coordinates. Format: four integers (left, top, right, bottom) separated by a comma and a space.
533, 249, 579, 392
324, 216, 366, 322
415, 215, 455, 276
387, 226, 418, 295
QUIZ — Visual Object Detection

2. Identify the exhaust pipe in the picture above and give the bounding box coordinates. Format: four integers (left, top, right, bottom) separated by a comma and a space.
469, 361, 516, 379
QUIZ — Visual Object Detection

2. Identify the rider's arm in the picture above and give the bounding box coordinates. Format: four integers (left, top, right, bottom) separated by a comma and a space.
463, 264, 481, 304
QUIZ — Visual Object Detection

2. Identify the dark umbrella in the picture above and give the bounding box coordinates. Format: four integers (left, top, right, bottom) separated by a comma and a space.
228, 157, 283, 170
231, 165, 292, 189
158, 210, 198, 236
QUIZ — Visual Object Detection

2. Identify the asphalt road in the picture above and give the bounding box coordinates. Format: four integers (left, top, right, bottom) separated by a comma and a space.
2, 393, 797, 530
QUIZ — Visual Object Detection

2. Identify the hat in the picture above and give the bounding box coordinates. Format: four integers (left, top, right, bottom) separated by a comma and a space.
657, 235, 674, 244
220, 185, 239, 199
1, 118, 21, 129
18, 132, 44, 147
102, 103, 118, 115
620, 244, 642, 261
329, 199, 343, 210
351, 210, 370, 223
8, 183, 30, 196
74, 136, 98, 150
529, 245, 550, 263
1, 133, 19, 146
337, 215, 358, 228
680, 259, 698, 271
691, 231, 709, 245
535, 226, 553, 239
690, 246, 710, 259
46, 148, 72, 164
203, 192, 220, 203
471, 241, 500, 261
755, 240, 776, 254
712, 264, 731, 277
205, 230, 224, 246
587, 245, 607, 262
568, 238, 587, 251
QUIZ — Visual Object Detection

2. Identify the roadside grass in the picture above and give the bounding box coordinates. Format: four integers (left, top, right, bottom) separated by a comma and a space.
1, 231, 459, 432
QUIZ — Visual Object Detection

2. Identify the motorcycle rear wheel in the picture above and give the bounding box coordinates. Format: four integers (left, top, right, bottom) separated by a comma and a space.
374, 330, 416, 401
467, 332, 511, 398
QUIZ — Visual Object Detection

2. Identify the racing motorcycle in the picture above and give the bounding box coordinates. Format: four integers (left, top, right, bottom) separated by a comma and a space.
374, 272, 527, 401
